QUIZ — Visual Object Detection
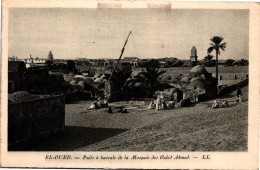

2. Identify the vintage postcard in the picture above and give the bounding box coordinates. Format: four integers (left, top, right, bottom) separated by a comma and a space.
1, 0, 259, 169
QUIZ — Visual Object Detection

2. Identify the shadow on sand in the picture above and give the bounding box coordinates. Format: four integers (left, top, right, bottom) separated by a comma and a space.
9, 126, 128, 151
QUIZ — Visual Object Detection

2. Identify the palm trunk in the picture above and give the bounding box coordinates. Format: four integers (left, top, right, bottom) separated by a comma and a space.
216, 51, 218, 86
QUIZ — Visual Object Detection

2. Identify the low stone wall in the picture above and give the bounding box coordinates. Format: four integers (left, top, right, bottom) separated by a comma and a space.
219, 79, 248, 96
212, 73, 248, 80
8, 95, 65, 147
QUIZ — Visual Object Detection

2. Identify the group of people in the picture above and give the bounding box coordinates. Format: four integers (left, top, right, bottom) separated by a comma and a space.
87, 97, 128, 114
148, 92, 164, 110
88, 97, 109, 110
212, 87, 243, 109
87, 87, 244, 112
148, 92, 175, 110
212, 99, 229, 109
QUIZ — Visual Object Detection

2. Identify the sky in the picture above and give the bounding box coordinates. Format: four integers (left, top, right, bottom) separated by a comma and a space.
8, 8, 249, 60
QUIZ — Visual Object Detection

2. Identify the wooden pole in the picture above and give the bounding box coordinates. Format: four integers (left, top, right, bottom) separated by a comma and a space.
108, 31, 132, 81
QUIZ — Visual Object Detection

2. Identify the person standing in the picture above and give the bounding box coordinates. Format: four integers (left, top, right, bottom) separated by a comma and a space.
156, 94, 161, 110
236, 87, 243, 102
160, 92, 165, 109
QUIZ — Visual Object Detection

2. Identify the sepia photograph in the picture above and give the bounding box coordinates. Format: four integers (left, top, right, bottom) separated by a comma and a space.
7, 8, 249, 151
1, 1, 259, 169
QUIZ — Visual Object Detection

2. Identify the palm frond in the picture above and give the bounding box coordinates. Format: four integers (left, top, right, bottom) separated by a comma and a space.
210, 36, 224, 46
207, 46, 215, 54
219, 42, 227, 51
204, 54, 214, 61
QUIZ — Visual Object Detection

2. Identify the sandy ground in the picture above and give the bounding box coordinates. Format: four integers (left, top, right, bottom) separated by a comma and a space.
16, 85, 247, 151
70, 86, 247, 151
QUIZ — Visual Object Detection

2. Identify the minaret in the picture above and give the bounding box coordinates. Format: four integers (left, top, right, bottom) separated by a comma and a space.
47, 51, 54, 60
190, 46, 198, 62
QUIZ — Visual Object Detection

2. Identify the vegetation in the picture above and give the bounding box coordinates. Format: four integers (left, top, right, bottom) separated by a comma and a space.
234, 59, 249, 66
202, 54, 216, 67
137, 59, 166, 97
207, 36, 227, 85
110, 65, 133, 100
122, 59, 167, 99
224, 59, 235, 67
190, 61, 199, 67
166, 58, 184, 67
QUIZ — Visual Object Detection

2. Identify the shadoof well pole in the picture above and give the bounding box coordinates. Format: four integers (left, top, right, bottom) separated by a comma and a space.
108, 31, 132, 81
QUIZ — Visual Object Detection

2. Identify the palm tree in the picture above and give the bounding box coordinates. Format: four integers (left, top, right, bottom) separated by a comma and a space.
203, 54, 214, 67
224, 59, 235, 66
138, 59, 166, 97
238, 58, 249, 66
207, 36, 227, 85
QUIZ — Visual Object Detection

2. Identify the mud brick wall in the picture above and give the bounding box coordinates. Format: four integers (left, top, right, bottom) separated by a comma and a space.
8, 95, 65, 146
219, 79, 248, 95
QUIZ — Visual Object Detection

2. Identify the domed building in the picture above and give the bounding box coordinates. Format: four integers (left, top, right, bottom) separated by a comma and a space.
186, 79, 206, 90
188, 65, 218, 99
190, 65, 208, 75
190, 65, 216, 82
159, 65, 218, 104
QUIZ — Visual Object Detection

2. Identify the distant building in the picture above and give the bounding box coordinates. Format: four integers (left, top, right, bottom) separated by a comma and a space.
105, 60, 116, 67
21, 55, 46, 68
75, 60, 91, 72
54, 59, 67, 64
67, 60, 76, 72
159, 61, 167, 68
25, 66, 50, 88
47, 51, 54, 61
89, 59, 115, 67
123, 56, 139, 67
190, 46, 198, 62
89, 59, 105, 66
8, 61, 26, 93
8, 55, 19, 61
124, 57, 139, 60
